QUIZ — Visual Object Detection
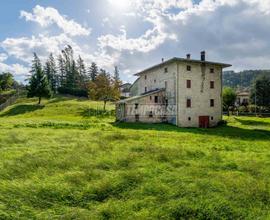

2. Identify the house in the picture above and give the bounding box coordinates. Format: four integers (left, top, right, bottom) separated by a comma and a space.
116, 51, 231, 128
120, 83, 132, 98
236, 91, 250, 106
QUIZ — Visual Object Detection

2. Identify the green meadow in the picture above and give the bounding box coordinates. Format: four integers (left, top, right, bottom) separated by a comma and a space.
0, 97, 270, 219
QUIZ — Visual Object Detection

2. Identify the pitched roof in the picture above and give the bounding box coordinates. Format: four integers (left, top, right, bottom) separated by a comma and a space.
134, 57, 232, 76
117, 88, 165, 104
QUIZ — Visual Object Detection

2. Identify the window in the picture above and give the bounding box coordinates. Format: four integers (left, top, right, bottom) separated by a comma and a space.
135, 103, 139, 109
145, 75, 147, 80
210, 68, 214, 73
210, 99, 214, 107
186, 98, 191, 108
211, 116, 214, 120
188, 117, 191, 121
154, 79, 156, 83
164, 67, 168, 73
165, 99, 168, 107
135, 114, 140, 122
145, 87, 147, 92
150, 96, 152, 101
187, 65, 191, 71
165, 81, 168, 89
149, 111, 153, 118
154, 96, 158, 103
210, 81, 214, 89
187, 80, 191, 88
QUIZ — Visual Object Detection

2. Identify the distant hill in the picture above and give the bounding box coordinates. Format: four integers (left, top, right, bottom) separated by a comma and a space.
223, 70, 270, 89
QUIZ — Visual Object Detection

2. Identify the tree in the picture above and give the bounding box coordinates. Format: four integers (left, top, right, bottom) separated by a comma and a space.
114, 66, 120, 82
44, 53, 58, 93
113, 66, 121, 101
76, 55, 87, 89
58, 54, 66, 88
88, 71, 119, 110
88, 62, 98, 82
0, 72, 14, 91
61, 45, 77, 89
250, 74, 270, 107
27, 53, 51, 104
222, 87, 236, 116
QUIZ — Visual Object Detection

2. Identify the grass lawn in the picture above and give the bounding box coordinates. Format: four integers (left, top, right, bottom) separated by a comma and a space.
0, 96, 270, 219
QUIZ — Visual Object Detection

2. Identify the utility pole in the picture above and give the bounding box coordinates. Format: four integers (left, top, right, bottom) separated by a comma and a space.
255, 84, 257, 116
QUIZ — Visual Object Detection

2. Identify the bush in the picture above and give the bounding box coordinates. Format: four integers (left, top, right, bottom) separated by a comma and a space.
237, 105, 249, 113
58, 87, 88, 97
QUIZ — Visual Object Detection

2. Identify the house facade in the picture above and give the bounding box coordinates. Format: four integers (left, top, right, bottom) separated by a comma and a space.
116, 52, 231, 128
236, 91, 250, 106
120, 83, 132, 98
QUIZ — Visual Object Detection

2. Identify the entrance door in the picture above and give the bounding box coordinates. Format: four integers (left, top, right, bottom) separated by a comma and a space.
199, 116, 209, 128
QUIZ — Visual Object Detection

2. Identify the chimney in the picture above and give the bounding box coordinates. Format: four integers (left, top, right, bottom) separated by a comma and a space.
201, 51, 206, 61
186, 54, 191, 60
162, 58, 164, 62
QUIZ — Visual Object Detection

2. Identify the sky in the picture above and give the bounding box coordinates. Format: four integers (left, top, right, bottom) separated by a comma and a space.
0, 0, 270, 83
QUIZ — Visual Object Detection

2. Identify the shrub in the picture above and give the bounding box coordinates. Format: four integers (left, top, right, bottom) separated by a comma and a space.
58, 87, 88, 97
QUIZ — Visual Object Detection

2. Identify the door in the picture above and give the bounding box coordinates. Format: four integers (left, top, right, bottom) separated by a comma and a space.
199, 116, 209, 128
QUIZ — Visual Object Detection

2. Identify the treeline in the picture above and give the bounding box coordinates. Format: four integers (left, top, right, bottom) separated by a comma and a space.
223, 70, 270, 89
27, 45, 121, 107
223, 74, 270, 115
0, 72, 21, 92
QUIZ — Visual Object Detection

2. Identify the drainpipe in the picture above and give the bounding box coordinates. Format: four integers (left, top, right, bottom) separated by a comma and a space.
176, 62, 179, 126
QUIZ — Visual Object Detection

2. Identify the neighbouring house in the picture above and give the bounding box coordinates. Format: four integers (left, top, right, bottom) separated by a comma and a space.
236, 91, 250, 106
120, 83, 132, 98
116, 51, 231, 128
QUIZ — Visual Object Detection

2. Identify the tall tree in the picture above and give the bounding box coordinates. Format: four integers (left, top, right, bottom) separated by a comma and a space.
58, 54, 66, 88
250, 74, 270, 107
114, 66, 120, 82
44, 53, 58, 93
222, 87, 236, 116
27, 53, 51, 104
61, 45, 76, 89
76, 55, 87, 89
88, 62, 98, 82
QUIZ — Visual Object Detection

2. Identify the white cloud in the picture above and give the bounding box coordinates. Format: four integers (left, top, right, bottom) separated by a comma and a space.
98, 25, 167, 53
1, 34, 79, 63
20, 5, 91, 36
0, 62, 29, 76
2, 1, 270, 83
0, 53, 8, 62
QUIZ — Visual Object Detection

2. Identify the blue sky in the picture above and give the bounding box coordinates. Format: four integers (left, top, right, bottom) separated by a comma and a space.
0, 0, 270, 83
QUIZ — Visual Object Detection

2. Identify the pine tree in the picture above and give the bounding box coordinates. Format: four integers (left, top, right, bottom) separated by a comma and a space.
76, 55, 87, 89
62, 45, 75, 89
58, 54, 66, 88
28, 53, 51, 104
88, 62, 98, 82
114, 66, 120, 82
44, 53, 58, 93
49, 53, 58, 92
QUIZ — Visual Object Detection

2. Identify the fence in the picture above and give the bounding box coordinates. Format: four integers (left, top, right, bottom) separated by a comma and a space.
223, 111, 270, 117
0, 92, 20, 112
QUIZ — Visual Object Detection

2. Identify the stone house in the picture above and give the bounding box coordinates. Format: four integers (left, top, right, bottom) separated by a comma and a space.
116, 51, 231, 128
120, 83, 132, 98
236, 91, 250, 106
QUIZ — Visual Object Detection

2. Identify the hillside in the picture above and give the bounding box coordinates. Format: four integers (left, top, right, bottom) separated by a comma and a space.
0, 97, 270, 219
0, 90, 16, 105
223, 70, 270, 89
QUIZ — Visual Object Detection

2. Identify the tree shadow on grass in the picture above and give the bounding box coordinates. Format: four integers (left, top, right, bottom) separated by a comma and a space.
234, 118, 270, 126
0, 104, 44, 117
80, 108, 115, 118
112, 122, 270, 141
